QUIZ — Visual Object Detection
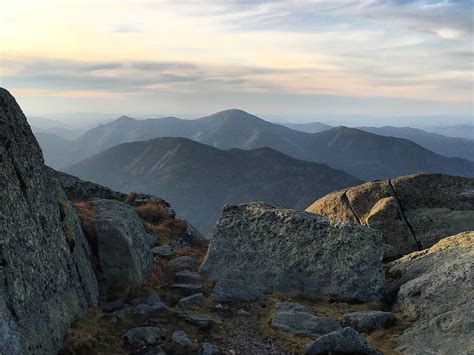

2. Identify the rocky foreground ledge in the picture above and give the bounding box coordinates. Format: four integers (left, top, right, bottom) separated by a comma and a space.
1, 87, 473, 354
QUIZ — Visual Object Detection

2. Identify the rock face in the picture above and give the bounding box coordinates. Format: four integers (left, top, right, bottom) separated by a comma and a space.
387, 231, 474, 354
91, 199, 153, 285
0, 88, 98, 354
200, 202, 384, 302
340, 311, 394, 333
306, 173, 474, 257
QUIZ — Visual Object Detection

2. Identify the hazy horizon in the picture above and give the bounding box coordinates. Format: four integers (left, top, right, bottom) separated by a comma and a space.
2, 0, 473, 121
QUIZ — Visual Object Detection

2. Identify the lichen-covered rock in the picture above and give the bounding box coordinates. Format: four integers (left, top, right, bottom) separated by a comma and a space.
91, 199, 153, 285
0, 87, 98, 354
340, 311, 394, 333
178, 293, 204, 308
305, 327, 380, 355
201, 203, 384, 302
307, 173, 474, 257
271, 302, 341, 337
211, 279, 264, 302
387, 232, 474, 354
169, 255, 196, 271
198, 342, 221, 355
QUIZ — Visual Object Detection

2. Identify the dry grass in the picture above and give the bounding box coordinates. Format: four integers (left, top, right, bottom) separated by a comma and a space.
144, 257, 174, 289
123, 191, 140, 205
59, 309, 127, 355
175, 242, 210, 266
134, 202, 170, 224
145, 218, 188, 240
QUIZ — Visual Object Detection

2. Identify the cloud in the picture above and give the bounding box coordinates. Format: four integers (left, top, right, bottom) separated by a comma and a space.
112, 23, 144, 33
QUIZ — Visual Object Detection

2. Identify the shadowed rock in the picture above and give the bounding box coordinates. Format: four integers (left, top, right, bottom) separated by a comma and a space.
340, 311, 394, 333
305, 327, 380, 355
91, 199, 153, 285
0, 87, 99, 354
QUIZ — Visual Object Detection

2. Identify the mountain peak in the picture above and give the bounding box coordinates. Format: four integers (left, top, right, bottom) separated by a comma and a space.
115, 115, 136, 122
202, 109, 265, 123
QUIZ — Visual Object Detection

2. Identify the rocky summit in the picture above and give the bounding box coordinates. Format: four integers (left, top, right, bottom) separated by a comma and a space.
306, 173, 474, 258
1, 87, 474, 354
200, 202, 384, 302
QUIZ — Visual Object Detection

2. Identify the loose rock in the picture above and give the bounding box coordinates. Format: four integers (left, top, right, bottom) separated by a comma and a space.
171, 283, 203, 295
171, 330, 193, 348
175, 270, 202, 284
198, 342, 221, 355
122, 326, 161, 351
271, 302, 341, 337
304, 327, 380, 355
341, 311, 394, 333
152, 245, 175, 259
177, 312, 213, 329
133, 293, 167, 317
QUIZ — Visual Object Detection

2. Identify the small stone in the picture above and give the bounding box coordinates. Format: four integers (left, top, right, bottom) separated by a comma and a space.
100, 299, 125, 313
211, 279, 263, 302
169, 256, 196, 271
341, 311, 395, 333
171, 283, 203, 295
152, 245, 175, 258
271, 302, 341, 337
171, 330, 192, 348
177, 312, 213, 329
305, 327, 380, 355
198, 342, 221, 355
175, 270, 202, 283
178, 293, 204, 308
122, 326, 161, 351
133, 292, 167, 317
143, 345, 167, 355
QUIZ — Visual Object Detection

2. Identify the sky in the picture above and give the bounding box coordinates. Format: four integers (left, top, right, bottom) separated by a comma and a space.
0, 0, 473, 121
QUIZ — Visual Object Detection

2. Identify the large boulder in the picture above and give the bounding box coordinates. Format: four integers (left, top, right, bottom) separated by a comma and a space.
91, 199, 154, 285
200, 202, 384, 302
0, 88, 98, 354
306, 173, 474, 257
387, 231, 474, 354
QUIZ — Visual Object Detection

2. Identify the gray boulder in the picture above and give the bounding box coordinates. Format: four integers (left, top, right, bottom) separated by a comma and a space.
201, 203, 384, 302
305, 327, 380, 355
307, 173, 474, 257
171, 330, 192, 348
122, 326, 161, 351
0, 87, 98, 354
271, 302, 341, 337
340, 311, 394, 333
388, 231, 474, 354
198, 342, 221, 355
91, 199, 154, 285
211, 279, 263, 302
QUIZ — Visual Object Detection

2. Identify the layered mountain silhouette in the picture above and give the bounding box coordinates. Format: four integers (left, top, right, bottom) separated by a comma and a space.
357, 126, 474, 161
64, 137, 361, 232
281, 121, 332, 133
53, 109, 474, 180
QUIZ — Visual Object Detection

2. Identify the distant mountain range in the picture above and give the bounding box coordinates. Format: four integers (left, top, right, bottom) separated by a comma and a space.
39, 109, 474, 180
422, 125, 474, 140
279, 122, 474, 161
357, 126, 474, 161
63, 137, 361, 233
